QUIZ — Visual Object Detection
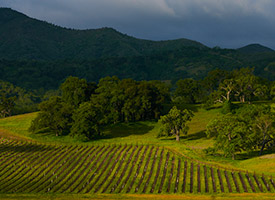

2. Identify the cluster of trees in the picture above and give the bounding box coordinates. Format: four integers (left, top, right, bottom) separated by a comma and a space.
0, 80, 39, 117
206, 105, 275, 159
0, 96, 15, 118
168, 68, 275, 158
29, 76, 170, 141
1, 45, 275, 92
174, 68, 274, 106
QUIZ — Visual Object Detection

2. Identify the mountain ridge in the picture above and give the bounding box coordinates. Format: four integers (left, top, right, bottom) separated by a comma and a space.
0, 8, 207, 60
237, 43, 274, 54
0, 8, 275, 90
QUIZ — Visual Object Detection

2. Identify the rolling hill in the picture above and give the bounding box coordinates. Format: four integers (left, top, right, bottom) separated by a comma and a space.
0, 110, 275, 198
0, 139, 274, 195
0, 8, 275, 91
0, 8, 206, 60
237, 44, 274, 54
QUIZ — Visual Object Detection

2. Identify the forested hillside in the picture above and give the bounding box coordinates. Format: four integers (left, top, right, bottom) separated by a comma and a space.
0, 8, 205, 60
0, 8, 275, 91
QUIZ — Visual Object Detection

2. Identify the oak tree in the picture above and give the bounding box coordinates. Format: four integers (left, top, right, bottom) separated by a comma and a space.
158, 106, 193, 141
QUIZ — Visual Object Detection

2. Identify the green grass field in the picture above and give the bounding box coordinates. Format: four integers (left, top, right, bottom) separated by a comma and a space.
0, 105, 274, 199
0, 140, 274, 196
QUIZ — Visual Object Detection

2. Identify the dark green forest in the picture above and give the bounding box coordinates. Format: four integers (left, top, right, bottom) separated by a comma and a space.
0, 8, 275, 91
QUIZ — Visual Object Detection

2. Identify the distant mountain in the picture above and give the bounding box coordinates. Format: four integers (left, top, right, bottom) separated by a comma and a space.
237, 44, 274, 54
0, 8, 206, 60
0, 8, 275, 90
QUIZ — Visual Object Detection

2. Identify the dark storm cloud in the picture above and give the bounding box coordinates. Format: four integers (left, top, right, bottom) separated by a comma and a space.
1, 0, 275, 49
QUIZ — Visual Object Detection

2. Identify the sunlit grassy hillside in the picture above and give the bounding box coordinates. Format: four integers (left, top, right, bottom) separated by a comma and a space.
0, 105, 274, 177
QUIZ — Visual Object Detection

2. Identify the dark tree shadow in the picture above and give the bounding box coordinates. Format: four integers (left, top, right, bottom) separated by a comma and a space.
182, 131, 207, 140
101, 122, 154, 139
173, 103, 200, 112
204, 104, 222, 110
236, 149, 275, 160
160, 130, 207, 141
0, 142, 54, 153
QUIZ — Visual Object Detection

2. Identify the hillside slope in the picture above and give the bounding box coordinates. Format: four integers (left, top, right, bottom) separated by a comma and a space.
0, 111, 275, 195
0, 8, 275, 90
0, 8, 206, 60
237, 44, 274, 54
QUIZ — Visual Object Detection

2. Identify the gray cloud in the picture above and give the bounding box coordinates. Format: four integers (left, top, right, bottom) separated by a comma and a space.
1, 0, 275, 49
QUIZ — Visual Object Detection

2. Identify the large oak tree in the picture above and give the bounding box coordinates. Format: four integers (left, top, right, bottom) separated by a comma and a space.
158, 106, 193, 141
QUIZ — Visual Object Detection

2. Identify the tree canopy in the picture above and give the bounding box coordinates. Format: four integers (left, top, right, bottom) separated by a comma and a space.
29, 76, 171, 140
29, 96, 74, 136
0, 80, 39, 116
206, 104, 275, 159
70, 102, 103, 141
206, 114, 248, 160
158, 106, 193, 141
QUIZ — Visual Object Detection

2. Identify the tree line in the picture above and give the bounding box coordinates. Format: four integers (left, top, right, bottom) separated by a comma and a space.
174, 67, 275, 106
29, 76, 170, 141
159, 67, 275, 159
0, 80, 40, 117
2, 67, 274, 158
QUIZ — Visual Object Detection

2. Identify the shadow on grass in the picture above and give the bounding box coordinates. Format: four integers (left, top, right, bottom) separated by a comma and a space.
173, 103, 200, 112
102, 122, 154, 139
236, 149, 275, 160
160, 130, 207, 141
204, 104, 222, 110
0, 142, 54, 153
182, 131, 207, 140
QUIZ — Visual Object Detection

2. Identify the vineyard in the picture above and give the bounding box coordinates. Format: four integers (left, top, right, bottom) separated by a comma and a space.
0, 137, 275, 195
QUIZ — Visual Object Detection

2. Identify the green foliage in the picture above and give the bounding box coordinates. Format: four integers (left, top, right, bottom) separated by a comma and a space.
30, 76, 170, 141
233, 68, 268, 102
91, 76, 122, 123
29, 97, 73, 136
0, 10, 275, 92
205, 68, 270, 107
221, 101, 233, 114
0, 80, 38, 116
174, 78, 202, 104
158, 106, 194, 141
0, 96, 16, 117
70, 102, 102, 141
91, 77, 171, 123
206, 114, 248, 160
237, 104, 275, 155
0, 8, 205, 61
207, 104, 275, 159
271, 82, 275, 100
202, 69, 230, 93
60, 76, 95, 107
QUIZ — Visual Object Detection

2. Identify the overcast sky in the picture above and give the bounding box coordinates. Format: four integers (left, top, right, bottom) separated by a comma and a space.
1, 0, 275, 49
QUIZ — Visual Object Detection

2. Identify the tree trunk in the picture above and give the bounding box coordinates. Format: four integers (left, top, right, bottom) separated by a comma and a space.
226, 91, 230, 101
259, 141, 266, 156
176, 134, 180, 141
232, 154, 235, 160
241, 95, 245, 103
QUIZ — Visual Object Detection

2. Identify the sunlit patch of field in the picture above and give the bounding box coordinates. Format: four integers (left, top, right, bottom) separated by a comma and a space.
0, 104, 274, 178
238, 154, 275, 176
0, 112, 37, 139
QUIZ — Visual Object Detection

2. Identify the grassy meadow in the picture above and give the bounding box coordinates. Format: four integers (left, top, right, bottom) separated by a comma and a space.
0, 103, 274, 200
0, 104, 274, 177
